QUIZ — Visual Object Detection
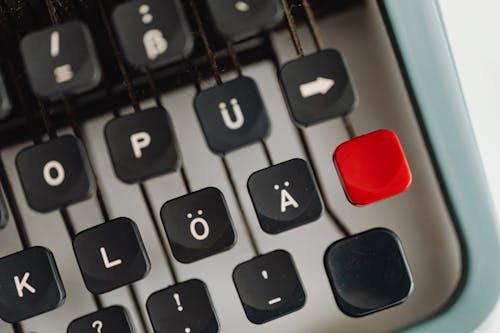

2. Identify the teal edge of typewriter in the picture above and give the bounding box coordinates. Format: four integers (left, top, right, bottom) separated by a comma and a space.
379, 0, 500, 332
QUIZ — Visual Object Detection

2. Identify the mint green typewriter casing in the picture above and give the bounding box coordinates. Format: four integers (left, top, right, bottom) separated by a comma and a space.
378, 0, 500, 332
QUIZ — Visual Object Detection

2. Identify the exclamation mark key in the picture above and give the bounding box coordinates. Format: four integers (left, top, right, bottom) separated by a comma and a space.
233, 250, 306, 324
147, 279, 219, 333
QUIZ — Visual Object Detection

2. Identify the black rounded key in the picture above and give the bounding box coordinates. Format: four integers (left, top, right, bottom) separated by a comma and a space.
105, 107, 180, 183
112, 0, 194, 70
147, 279, 219, 333
194, 76, 270, 154
247, 158, 322, 234
0, 246, 65, 323
160, 187, 236, 263
0, 71, 12, 120
68, 306, 135, 333
233, 250, 306, 324
279, 49, 357, 126
206, 0, 283, 42
73, 217, 150, 294
20, 20, 102, 100
16, 135, 95, 213
324, 228, 413, 317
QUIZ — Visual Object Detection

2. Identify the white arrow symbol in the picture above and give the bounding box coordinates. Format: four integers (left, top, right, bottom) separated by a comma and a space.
299, 77, 335, 98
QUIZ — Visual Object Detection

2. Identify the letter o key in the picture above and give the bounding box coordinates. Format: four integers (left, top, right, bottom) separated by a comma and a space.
43, 160, 65, 186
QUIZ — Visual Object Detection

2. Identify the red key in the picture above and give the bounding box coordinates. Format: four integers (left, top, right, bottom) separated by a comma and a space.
333, 129, 412, 206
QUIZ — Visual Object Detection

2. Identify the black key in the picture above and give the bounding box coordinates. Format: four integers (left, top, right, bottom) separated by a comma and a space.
160, 187, 236, 263
0, 188, 8, 228
247, 158, 322, 234
105, 107, 180, 183
73, 217, 150, 294
147, 279, 219, 333
68, 306, 135, 333
324, 228, 413, 317
206, 0, 283, 42
0, 71, 12, 120
112, 0, 194, 70
194, 76, 270, 154
16, 135, 95, 212
20, 20, 101, 100
233, 250, 305, 324
279, 49, 357, 126
0, 246, 65, 323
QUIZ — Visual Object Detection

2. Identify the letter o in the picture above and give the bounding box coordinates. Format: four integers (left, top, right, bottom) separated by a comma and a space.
190, 217, 210, 241
43, 160, 65, 187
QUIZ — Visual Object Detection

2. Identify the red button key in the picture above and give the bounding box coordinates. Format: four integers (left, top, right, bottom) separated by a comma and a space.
333, 129, 412, 205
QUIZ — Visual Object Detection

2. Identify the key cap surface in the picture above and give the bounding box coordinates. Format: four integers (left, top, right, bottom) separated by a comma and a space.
206, 0, 283, 42
0, 246, 65, 323
194, 76, 270, 154
279, 49, 357, 126
105, 107, 180, 183
20, 20, 101, 100
233, 249, 305, 324
161, 187, 236, 263
247, 158, 322, 234
334, 129, 412, 205
112, 0, 193, 69
15, 135, 95, 212
324, 228, 413, 317
147, 279, 219, 333
67, 305, 135, 333
73, 217, 150, 294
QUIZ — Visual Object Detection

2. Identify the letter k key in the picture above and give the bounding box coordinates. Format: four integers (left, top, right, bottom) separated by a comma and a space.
0, 247, 65, 323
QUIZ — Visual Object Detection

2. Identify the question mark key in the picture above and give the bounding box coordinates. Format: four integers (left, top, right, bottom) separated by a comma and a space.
68, 305, 134, 333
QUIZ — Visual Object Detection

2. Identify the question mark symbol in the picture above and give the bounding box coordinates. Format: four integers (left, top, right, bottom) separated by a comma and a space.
92, 320, 103, 333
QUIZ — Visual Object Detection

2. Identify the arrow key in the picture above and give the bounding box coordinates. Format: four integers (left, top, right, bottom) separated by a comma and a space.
279, 49, 357, 126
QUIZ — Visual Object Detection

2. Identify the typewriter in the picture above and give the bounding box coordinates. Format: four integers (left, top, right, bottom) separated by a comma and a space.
0, 0, 498, 332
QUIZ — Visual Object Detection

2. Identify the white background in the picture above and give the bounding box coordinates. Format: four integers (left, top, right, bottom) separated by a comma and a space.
438, 0, 500, 332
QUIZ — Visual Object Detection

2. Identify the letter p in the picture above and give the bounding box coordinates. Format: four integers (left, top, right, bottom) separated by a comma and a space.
130, 131, 151, 158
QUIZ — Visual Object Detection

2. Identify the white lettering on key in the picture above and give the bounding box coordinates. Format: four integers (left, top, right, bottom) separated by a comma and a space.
50, 31, 60, 57
54, 64, 74, 83
92, 320, 103, 333
100, 247, 122, 269
173, 293, 183, 311
130, 131, 151, 158
219, 98, 245, 130
187, 210, 210, 241
268, 297, 282, 305
274, 181, 299, 213
299, 77, 335, 98
43, 160, 65, 186
14, 272, 36, 297
143, 29, 168, 60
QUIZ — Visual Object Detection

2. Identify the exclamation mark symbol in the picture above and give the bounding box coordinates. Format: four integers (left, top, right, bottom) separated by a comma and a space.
173, 293, 183, 311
